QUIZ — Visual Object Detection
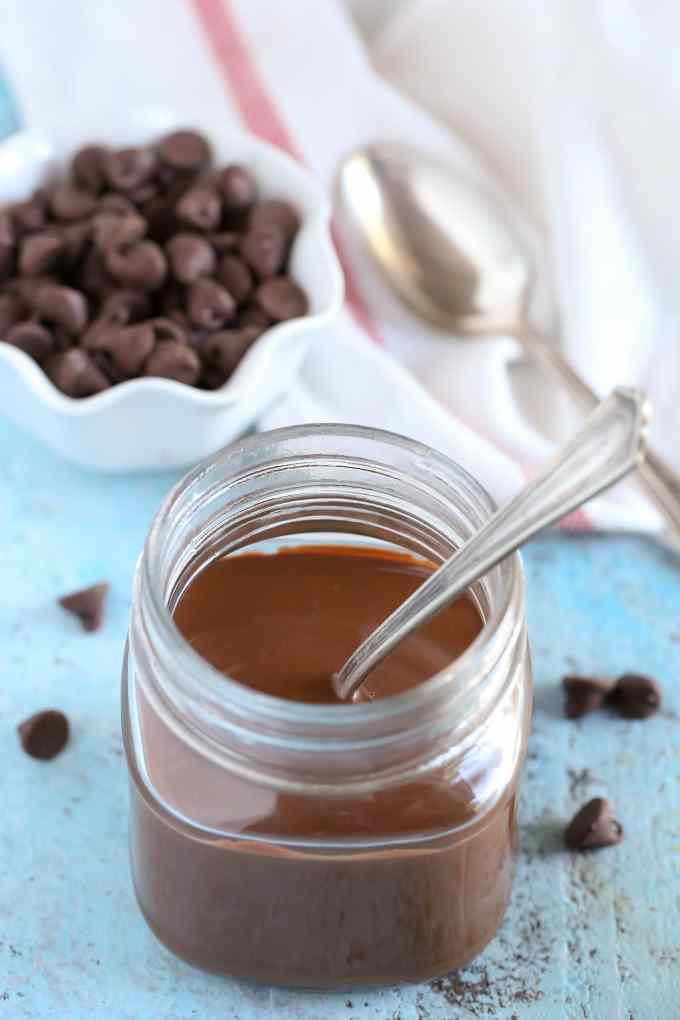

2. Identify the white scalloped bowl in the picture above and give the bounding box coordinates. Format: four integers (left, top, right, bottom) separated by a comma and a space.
0, 108, 343, 471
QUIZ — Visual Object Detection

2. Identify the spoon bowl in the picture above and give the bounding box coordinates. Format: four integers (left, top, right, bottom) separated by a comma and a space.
338, 143, 530, 334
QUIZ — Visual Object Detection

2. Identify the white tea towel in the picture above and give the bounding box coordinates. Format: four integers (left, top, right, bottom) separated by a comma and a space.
1, 0, 677, 532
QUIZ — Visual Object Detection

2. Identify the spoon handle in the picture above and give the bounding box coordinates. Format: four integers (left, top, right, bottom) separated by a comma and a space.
519, 326, 680, 542
334, 388, 650, 700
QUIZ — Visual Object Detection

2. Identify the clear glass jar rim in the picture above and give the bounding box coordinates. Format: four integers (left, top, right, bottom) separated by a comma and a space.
139, 423, 524, 732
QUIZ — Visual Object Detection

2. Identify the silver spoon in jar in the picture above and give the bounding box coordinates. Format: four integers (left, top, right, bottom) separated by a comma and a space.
337, 143, 680, 543
333, 387, 649, 701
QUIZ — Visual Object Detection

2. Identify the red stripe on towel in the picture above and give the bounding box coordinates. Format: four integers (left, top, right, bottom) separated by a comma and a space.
189, 0, 384, 345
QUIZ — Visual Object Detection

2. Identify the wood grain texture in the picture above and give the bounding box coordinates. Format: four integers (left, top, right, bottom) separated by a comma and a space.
0, 414, 678, 1019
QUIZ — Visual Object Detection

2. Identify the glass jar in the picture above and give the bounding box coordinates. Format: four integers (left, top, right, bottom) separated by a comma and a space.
122, 425, 532, 988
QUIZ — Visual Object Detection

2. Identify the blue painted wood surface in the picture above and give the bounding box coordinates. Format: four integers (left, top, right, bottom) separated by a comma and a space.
1, 415, 679, 1020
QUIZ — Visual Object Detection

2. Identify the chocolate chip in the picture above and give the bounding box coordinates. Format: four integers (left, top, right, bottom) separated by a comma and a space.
208, 231, 239, 252
158, 281, 183, 316
158, 130, 211, 172
104, 147, 157, 192
93, 211, 146, 252
80, 318, 111, 352
17, 709, 69, 760
90, 349, 126, 385
168, 309, 191, 332
93, 323, 155, 377
237, 303, 271, 337
127, 182, 157, 207
72, 144, 108, 194
0, 293, 24, 333
0, 212, 16, 279
149, 316, 187, 345
60, 221, 92, 268
18, 233, 64, 276
200, 364, 228, 390
77, 248, 115, 300
565, 797, 623, 850
240, 224, 287, 279
248, 199, 299, 240
34, 284, 88, 334
12, 189, 48, 233
144, 340, 201, 385
97, 193, 137, 217
46, 349, 110, 397
175, 186, 221, 231
255, 277, 308, 321
105, 241, 167, 290
217, 254, 253, 303
100, 289, 151, 326
59, 581, 109, 631
49, 183, 97, 222
201, 326, 260, 376
217, 164, 256, 213
5, 321, 54, 363
562, 675, 616, 719
611, 673, 661, 719
143, 193, 180, 244
166, 233, 216, 284
6, 275, 56, 306
51, 325, 76, 353
186, 278, 236, 329
0, 210, 15, 246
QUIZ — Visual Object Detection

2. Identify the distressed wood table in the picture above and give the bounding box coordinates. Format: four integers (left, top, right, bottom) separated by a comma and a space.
1, 414, 679, 1020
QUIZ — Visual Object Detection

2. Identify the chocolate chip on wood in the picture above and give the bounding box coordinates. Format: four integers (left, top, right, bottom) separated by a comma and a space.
17, 710, 69, 760
611, 673, 661, 719
58, 581, 109, 631
565, 797, 623, 850
562, 674, 616, 719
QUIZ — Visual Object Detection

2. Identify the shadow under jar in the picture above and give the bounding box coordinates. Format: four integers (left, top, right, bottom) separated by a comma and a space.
122, 425, 532, 988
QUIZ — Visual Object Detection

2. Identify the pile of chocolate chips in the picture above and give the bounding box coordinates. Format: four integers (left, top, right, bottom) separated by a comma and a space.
0, 129, 308, 396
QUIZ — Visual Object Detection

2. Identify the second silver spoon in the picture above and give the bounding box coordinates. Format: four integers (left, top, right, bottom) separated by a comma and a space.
337, 143, 680, 543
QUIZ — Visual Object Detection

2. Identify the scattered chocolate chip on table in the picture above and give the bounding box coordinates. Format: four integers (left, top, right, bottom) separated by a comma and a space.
58, 581, 109, 632
565, 797, 623, 851
17, 709, 70, 760
610, 672, 661, 719
562, 674, 616, 718
561, 671, 662, 720
0, 129, 309, 396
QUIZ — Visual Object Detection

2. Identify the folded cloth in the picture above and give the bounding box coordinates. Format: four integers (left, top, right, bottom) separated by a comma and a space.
1, 0, 675, 532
